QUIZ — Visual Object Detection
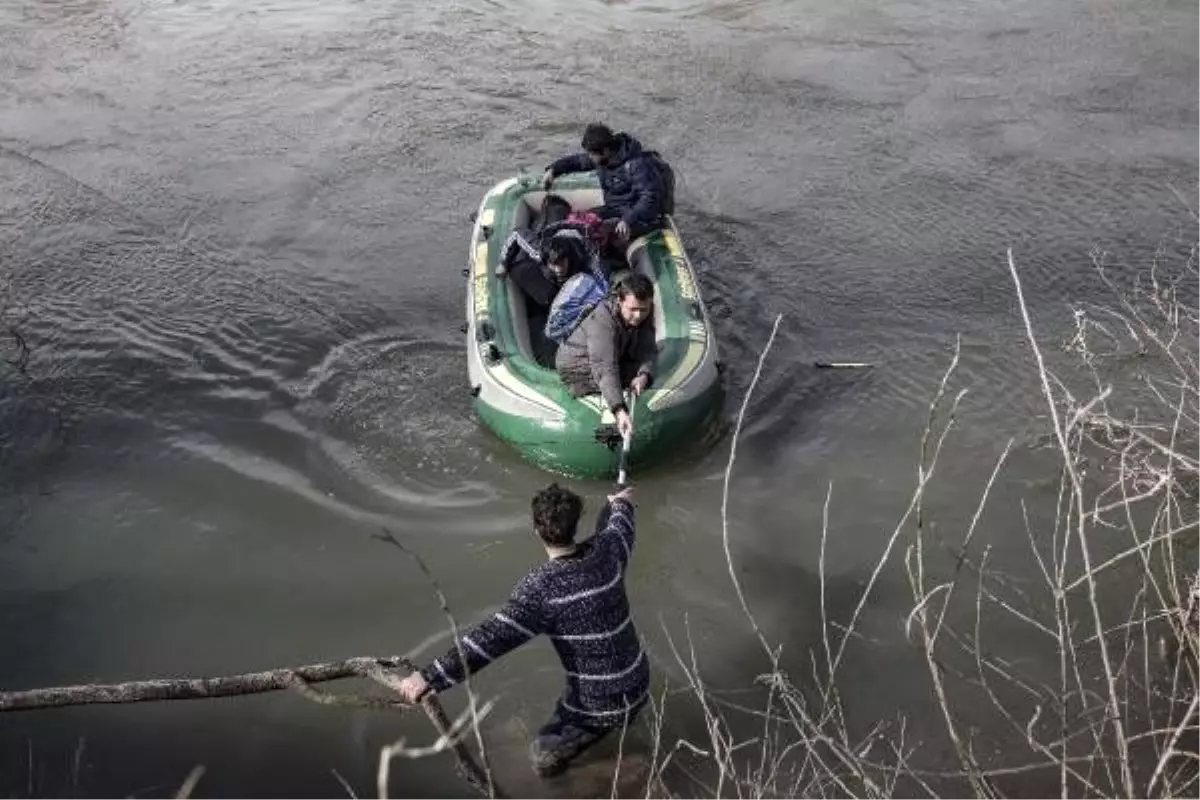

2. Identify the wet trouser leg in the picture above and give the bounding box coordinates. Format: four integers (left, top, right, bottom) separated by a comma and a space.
529, 697, 643, 778
508, 258, 558, 309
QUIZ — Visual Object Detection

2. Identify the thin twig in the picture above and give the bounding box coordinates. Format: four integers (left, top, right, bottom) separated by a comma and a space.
1147, 693, 1200, 796
610, 707, 632, 800
174, 766, 205, 800
283, 673, 406, 709
331, 768, 358, 799
365, 663, 502, 799
374, 530, 500, 799
1007, 248, 1135, 797
377, 700, 497, 799
721, 312, 782, 654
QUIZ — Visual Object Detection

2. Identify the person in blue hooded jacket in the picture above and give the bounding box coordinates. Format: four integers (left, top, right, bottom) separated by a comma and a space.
541, 123, 675, 257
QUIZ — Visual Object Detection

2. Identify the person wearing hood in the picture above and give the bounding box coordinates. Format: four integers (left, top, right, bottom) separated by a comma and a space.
500, 194, 577, 311
541, 123, 675, 256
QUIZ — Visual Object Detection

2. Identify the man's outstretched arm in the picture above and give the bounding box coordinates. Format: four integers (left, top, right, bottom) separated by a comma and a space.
546, 152, 594, 178
399, 584, 543, 701
596, 487, 636, 569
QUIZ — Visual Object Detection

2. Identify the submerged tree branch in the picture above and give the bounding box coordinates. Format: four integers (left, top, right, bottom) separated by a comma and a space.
0, 654, 504, 798
0, 656, 410, 712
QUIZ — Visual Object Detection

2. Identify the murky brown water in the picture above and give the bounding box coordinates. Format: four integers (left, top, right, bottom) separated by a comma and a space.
1, 0, 1196, 796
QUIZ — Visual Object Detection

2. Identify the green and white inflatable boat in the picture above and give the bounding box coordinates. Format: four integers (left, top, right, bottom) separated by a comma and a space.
464, 172, 724, 479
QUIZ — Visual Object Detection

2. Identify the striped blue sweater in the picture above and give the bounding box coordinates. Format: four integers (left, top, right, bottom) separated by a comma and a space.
420, 497, 648, 724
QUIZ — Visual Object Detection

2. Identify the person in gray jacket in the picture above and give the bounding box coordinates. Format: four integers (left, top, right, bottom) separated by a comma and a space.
555, 272, 657, 439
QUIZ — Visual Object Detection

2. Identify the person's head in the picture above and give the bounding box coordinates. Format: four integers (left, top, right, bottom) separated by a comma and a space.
531, 482, 583, 549
581, 123, 617, 168
616, 272, 654, 327
542, 235, 581, 280
541, 193, 572, 227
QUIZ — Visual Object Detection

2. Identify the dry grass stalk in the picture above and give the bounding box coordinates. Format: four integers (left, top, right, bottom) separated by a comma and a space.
332, 768, 359, 799
376, 699, 497, 799
373, 530, 503, 799
721, 311, 783, 656
174, 766, 206, 800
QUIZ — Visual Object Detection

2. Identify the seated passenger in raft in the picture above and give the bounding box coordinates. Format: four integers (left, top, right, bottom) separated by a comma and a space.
541, 123, 676, 263
542, 234, 611, 346
499, 194, 577, 311
500, 194, 613, 311
555, 272, 656, 439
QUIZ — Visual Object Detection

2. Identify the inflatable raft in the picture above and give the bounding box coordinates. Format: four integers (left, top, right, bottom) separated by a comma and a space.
464, 172, 723, 479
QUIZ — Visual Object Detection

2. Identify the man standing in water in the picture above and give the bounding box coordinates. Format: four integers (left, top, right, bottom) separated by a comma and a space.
397, 482, 648, 778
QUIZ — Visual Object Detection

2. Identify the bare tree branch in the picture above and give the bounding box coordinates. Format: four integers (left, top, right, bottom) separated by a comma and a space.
372, 530, 501, 798
174, 766, 205, 800
0, 657, 410, 712
1, 653, 506, 798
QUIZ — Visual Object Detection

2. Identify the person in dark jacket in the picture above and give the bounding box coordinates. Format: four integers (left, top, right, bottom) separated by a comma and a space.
554, 272, 656, 440
541, 123, 675, 256
397, 482, 648, 778
500, 194, 577, 310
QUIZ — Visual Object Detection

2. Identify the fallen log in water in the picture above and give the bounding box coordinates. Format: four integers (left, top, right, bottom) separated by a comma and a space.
0, 655, 504, 799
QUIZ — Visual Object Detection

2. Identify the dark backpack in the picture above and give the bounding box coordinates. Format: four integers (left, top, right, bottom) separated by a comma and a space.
632, 152, 676, 217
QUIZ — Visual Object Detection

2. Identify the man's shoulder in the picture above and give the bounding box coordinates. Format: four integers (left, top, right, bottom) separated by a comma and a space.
581, 300, 616, 332
512, 564, 552, 599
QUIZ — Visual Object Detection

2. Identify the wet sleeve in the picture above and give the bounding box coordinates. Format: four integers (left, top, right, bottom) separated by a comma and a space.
596, 497, 636, 568
420, 579, 544, 693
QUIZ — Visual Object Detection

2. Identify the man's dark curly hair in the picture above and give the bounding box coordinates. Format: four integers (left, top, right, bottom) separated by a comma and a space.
531, 482, 584, 548
581, 122, 615, 154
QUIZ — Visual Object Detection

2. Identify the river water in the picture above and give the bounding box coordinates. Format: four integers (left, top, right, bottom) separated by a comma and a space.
0, 0, 1195, 797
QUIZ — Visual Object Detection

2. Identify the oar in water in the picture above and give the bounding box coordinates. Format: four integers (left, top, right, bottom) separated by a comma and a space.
616, 392, 637, 489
